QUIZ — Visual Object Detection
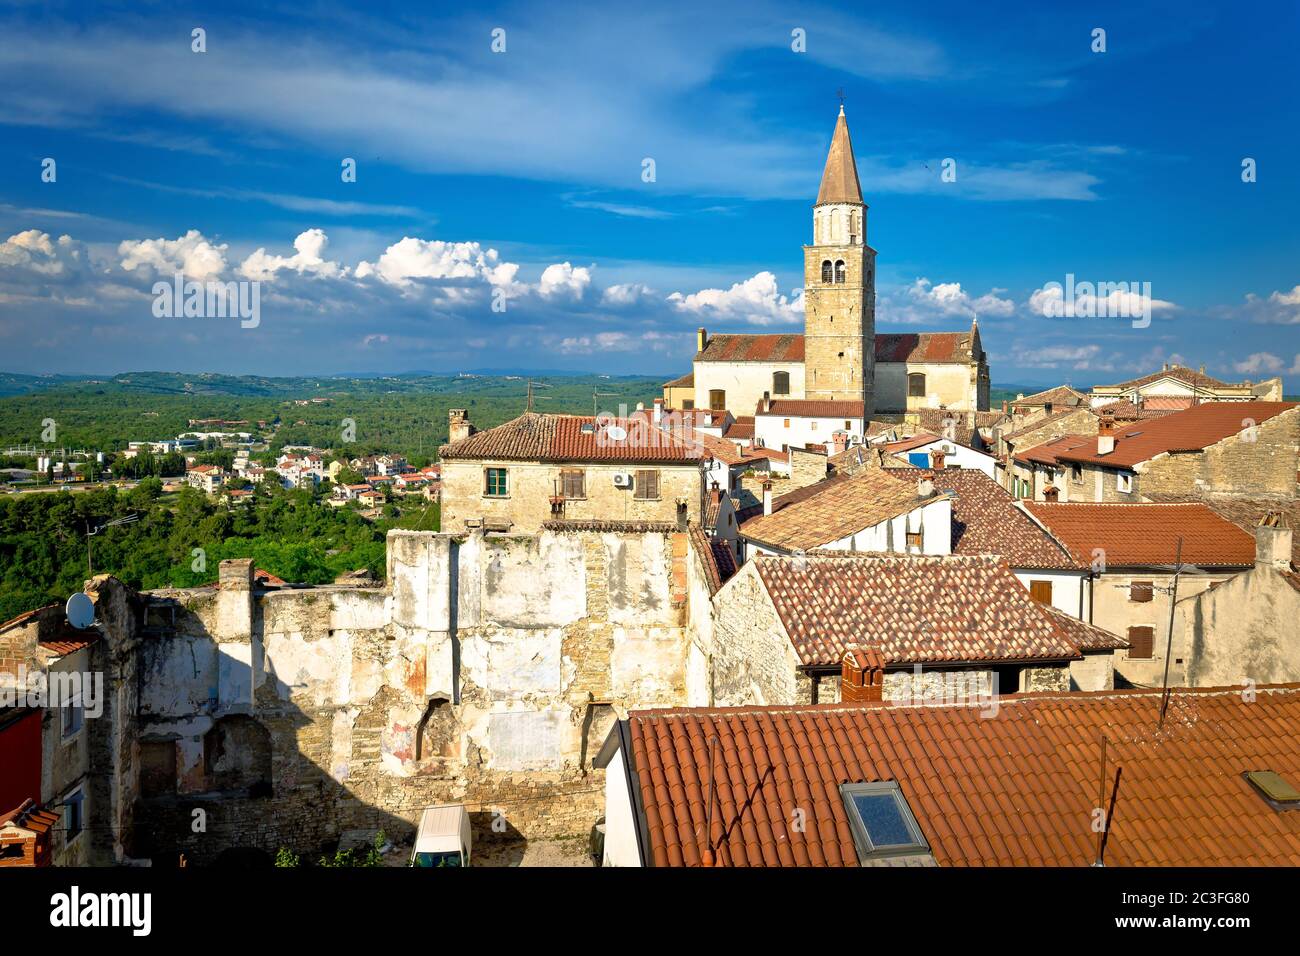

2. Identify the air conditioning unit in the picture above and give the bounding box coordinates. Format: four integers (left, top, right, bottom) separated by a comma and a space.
612, 472, 633, 489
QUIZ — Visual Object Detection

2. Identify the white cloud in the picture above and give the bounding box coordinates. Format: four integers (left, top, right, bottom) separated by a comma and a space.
1011, 343, 1106, 369
0, 230, 84, 276
538, 262, 593, 300
1217, 285, 1300, 325
354, 237, 520, 292
240, 229, 343, 281
118, 229, 228, 280
1233, 351, 1300, 376
881, 278, 1014, 325
601, 282, 656, 307
668, 271, 802, 326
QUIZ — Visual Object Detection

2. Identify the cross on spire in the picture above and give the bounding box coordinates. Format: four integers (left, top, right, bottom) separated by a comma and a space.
836, 87, 846, 110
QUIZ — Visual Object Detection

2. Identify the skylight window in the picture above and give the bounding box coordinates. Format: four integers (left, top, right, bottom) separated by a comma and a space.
839, 781, 930, 863
1245, 771, 1300, 810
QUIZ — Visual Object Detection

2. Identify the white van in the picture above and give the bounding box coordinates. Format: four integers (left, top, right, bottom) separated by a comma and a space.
409, 805, 472, 868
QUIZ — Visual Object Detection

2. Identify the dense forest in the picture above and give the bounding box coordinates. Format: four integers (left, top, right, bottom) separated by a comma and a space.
0, 481, 433, 622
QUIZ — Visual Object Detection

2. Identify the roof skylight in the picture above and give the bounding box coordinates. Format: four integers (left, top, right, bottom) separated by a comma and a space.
839, 781, 931, 863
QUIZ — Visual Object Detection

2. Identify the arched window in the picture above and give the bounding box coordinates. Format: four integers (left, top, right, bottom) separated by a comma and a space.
772, 371, 790, 395
821, 260, 833, 283
908, 373, 927, 398
834, 260, 846, 283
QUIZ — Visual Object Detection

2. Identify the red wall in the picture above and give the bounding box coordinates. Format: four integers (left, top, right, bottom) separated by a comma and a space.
0, 708, 43, 814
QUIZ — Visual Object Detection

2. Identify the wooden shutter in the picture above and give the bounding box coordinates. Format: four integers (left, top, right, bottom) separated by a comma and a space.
1130, 581, 1154, 603
1029, 580, 1053, 604
1127, 626, 1155, 659
561, 469, 585, 499
635, 469, 660, 500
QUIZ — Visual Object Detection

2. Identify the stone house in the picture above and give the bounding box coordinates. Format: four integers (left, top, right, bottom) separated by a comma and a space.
1170, 515, 1300, 687
710, 552, 1122, 705
1029, 400, 1298, 502
1023, 501, 1257, 688
1091, 363, 1284, 406
438, 410, 708, 534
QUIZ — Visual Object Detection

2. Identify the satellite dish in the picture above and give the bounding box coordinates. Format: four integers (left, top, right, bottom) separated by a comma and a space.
606, 425, 627, 442
65, 592, 95, 630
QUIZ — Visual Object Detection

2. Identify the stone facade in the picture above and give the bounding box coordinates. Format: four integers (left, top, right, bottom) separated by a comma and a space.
440, 457, 704, 534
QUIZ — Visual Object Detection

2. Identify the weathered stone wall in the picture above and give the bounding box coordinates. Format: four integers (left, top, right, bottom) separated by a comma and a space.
441, 458, 704, 533
707, 562, 799, 706
125, 528, 701, 864
1174, 564, 1300, 687
1139, 408, 1299, 498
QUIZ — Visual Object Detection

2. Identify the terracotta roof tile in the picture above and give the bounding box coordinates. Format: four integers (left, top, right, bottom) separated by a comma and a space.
740, 469, 939, 553
753, 553, 1083, 666
439, 412, 704, 463
1103, 365, 1236, 391
1023, 501, 1257, 567
690, 525, 737, 595
626, 684, 1300, 867
1010, 385, 1089, 409
694, 332, 978, 366
1144, 494, 1300, 567
1053, 401, 1296, 468
696, 333, 805, 363
760, 400, 865, 419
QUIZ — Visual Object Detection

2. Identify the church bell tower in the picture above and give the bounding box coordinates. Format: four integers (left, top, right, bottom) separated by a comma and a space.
803, 105, 875, 414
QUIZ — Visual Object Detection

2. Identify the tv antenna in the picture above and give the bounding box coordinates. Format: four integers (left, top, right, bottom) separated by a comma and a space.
85, 513, 140, 575
525, 380, 552, 412
592, 389, 620, 418
1157, 537, 1185, 728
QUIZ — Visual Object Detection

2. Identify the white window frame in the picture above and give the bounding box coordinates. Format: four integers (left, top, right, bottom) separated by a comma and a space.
1117, 471, 1133, 493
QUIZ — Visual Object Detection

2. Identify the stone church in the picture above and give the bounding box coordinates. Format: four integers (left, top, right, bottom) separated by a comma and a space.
663, 106, 991, 424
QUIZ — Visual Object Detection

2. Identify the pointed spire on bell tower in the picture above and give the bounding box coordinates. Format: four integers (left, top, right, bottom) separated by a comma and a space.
816, 105, 863, 206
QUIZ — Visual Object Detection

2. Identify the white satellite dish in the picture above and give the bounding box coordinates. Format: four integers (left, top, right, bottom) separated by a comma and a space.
66, 592, 95, 630
606, 425, 627, 442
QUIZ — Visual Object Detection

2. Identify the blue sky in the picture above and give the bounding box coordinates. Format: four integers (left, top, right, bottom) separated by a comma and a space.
0, 0, 1297, 388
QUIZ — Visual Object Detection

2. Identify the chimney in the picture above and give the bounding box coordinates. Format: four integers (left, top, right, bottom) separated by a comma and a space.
652, 398, 663, 425
1044, 485, 1059, 502
696, 327, 708, 353
831, 430, 849, 455
709, 480, 722, 506
1002, 399, 1009, 416
1199, 364, 1206, 375
930, 447, 946, 470
1163, 362, 1170, 371
1256, 512, 1293, 571
761, 390, 771, 414
1096, 412, 1116, 455
762, 479, 773, 516
841, 645, 886, 703
917, 478, 935, 499
449, 408, 474, 443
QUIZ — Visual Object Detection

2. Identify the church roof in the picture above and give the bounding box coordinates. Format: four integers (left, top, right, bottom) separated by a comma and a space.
816, 106, 864, 205
694, 331, 979, 366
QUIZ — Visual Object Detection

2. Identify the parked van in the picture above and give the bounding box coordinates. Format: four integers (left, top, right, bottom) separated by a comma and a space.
409, 805, 472, 867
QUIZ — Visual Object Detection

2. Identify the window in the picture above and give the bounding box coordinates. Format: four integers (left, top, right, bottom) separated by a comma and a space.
839, 782, 930, 863
905, 530, 922, 550
1071, 463, 1083, 483
821, 260, 833, 283
682, 399, 694, 410
61, 695, 83, 739
1029, 580, 1053, 604
1130, 581, 1154, 603
484, 467, 508, 497
140, 740, 178, 798
1117, 472, 1133, 493
633, 469, 660, 500
772, 371, 790, 396
783, 419, 790, 428
709, 389, 726, 411
561, 469, 585, 500
834, 260, 846, 283
908, 373, 926, 398
62, 788, 84, 844
1127, 626, 1155, 659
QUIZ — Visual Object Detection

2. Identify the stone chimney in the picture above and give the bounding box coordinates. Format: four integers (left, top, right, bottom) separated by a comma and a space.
708, 481, 723, 507
696, 327, 708, 353
762, 479, 774, 517
841, 645, 886, 703
760, 390, 771, 414
449, 408, 474, 443
1044, 485, 1059, 502
831, 430, 849, 456
652, 398, 663, 425
930, 447, 946, 470
1096, 412, 1116, 455
1256, 512, 1293, 571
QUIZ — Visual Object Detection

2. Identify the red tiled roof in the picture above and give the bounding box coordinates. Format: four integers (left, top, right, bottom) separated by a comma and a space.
690, 525, 737, 595
752, 553, 1083, 666
1014, 433, 1094, 467
623, 683, 1300, 867
882, 432, 941, 455
723, 417, 754, 440
1052, 401, 1296, 467
694, 331, 976, 365
696, 333, 805, 363
1145, 494, 1300, 568
662, 372, 694, 388
874, 332, 975, 364
892, 468, 1079, 570
740, 470, 940, 553
1010, 385, 1088, 408
1102, 365, 1235, 391
1041, 604, 1128, 651
0, 799, 61, 836
439, 412, 704, 463
1023, 502, 1258, 568
759, 400, 865, 418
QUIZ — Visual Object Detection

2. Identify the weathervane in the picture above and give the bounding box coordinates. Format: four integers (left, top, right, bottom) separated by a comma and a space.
837, 87, 845, 108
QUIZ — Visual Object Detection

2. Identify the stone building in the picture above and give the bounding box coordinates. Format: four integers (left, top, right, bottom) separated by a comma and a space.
663, 106, 990, 428
1023, 400, 1298, 503
1170, 515, 1300, 687
1023, 501, 1258, 688
438, 410, 708, 534
711, 552, 1122, 705
1091, 363, 1284, 407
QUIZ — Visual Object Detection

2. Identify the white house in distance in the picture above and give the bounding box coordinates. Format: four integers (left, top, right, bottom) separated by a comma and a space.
754, 398, 865, 453
885, 433, 998, 479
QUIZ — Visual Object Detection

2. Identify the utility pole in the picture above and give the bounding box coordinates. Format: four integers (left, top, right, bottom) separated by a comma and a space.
1157, 537, 1185, 729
